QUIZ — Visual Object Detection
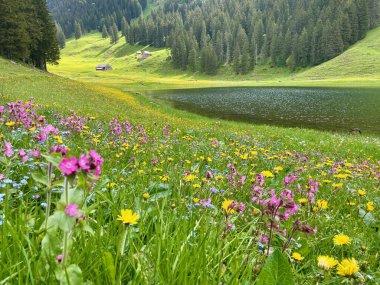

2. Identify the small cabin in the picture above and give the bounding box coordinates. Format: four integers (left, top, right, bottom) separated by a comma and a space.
142, 51, 152, 59
96, 64, 112, 71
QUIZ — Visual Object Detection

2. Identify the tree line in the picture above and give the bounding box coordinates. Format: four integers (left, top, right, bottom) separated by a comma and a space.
47, 0, 148, 38
123, 0, 379, 74
0, 0, 60, 71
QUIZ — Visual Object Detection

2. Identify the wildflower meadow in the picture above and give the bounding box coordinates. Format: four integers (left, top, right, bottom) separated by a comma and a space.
0, 98, 379, 284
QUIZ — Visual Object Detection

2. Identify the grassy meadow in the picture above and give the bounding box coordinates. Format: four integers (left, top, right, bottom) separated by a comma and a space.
0, 25, 380, 284
48, 27, 380, 92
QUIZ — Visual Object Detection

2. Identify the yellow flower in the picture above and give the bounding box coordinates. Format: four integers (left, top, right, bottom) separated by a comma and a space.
291, 252, 304, 261
193, 183, 201, 189
274, 166, 283, 172
337, 258, 360, 276
184, 174, 197, 182
261, 171, 274, 178
193, 198, 200, 203
215, 175, 224, 180
317, 255, 339, 270
117, 209, 139, 225
332, 183, 343, 189
222, 199, 235, 214
317, 200, 328, 209
367, 201, 374, 212
29, 126, 36, 131
298, 198, 308, 204
143, 193, 150, 199
357, 189, 366, 196
5, 121, 15, 127
333, 234, 351, 246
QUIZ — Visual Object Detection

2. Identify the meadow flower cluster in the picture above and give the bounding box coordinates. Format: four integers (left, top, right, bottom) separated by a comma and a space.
0, 99, 379, 284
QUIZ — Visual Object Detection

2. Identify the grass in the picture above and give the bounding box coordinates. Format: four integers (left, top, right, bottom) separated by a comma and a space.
0, 57, 380, 284
48, 27, 380, 91
0, 25, 379, 284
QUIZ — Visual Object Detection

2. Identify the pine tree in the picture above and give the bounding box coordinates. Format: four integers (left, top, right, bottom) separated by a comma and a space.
233, 43, 241, 74
0, 0, 30, 60
112, 23, 119, 43
29, 0, 60, 71
102, 24, 109, 38
55, 22, 66, 49
74, 21, 82, 40
121, 16, 128, 36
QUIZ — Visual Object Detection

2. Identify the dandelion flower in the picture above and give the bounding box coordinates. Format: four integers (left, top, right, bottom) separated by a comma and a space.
143, 193, 150, 199
261, 171, 274, 178
357, 189, 366, 196
317, 255, 338, 270
333, 234, 351, 246
117, 209, 139, 225
298, 198, 308, 204
222, 199, 235, 214
317, 200, 328, 209
337, 258, 359, 276
367, 201, 374, 212
292, 252, 304, 261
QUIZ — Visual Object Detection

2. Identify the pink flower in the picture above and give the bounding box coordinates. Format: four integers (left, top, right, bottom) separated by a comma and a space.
65, 204, 79, 216
78, 154, 90, 171
58, 157, 79, 176
29, 149, 40, 157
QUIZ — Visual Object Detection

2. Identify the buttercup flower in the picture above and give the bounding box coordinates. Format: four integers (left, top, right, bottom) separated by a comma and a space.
117, 209, 139, 225
367, 201, 374, 212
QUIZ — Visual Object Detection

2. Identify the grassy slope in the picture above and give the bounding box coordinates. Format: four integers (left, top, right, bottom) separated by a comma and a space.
48, 27, 380, 91
298, 27, 380, 81
1, 57, 379, 158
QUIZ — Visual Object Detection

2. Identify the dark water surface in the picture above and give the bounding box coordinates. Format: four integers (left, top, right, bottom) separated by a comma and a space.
149, 87, 380, 135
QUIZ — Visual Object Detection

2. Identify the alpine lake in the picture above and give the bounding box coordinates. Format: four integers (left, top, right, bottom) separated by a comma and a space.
148, 87, 380, 136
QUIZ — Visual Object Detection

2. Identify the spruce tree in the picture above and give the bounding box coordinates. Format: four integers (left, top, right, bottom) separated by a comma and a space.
102, 24, 109, 38
74, 21, 82, 40
0, 0, 30, 61
55, 22, 66, 49
29, 0, 60, 71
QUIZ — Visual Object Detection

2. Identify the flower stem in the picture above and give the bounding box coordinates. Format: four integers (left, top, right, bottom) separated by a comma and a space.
120, 226, 128, 256
44, 163, 53, 230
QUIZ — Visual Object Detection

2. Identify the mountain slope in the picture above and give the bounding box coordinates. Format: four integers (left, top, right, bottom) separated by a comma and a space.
298, 26, 380, 80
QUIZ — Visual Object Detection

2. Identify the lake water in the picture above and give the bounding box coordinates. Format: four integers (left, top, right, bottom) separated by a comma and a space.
150, 87, 380, 135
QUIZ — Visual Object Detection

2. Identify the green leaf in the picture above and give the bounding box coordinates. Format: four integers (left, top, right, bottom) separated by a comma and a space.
32, 172, 49, 186
42, 154, 62, 168
256, 249, 295, 285
102, 252, 116, 284
48, 211, 74, 232
146, 183, 171, 199
55, 264, 83, 285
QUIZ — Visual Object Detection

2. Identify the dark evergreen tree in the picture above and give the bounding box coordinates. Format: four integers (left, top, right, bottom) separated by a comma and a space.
55, 22, 66, 49
102, 24, 109, 38
74, 21, 82, 40
0, 0, 30, 60
29, 0, 60, 70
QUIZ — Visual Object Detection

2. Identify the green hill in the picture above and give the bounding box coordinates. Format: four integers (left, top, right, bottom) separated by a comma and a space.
49, 27, 380, 90
298, 26, 380, 81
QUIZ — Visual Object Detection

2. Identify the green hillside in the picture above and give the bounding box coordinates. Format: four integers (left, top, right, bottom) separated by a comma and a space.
49, 27, 380, 91
298, 26, 380, 81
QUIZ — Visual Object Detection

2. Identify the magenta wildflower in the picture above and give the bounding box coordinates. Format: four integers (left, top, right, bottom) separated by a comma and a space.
59, 157, 79, 176
78, 154, 90, 171
57, 254, 63, 263
65, 204, 79, 216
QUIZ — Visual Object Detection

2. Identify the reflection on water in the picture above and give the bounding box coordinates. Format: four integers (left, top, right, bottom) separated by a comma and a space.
149, 87, 380, 135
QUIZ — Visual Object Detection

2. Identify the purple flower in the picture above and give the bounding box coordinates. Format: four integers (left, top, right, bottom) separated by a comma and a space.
65, 204, 79, 216
59, 157, 79, 176
78, 154, 90, 171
